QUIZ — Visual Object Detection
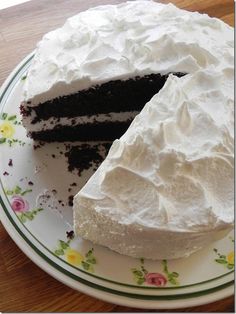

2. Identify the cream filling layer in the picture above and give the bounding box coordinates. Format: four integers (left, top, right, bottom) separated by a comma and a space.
22, 111, 139, 133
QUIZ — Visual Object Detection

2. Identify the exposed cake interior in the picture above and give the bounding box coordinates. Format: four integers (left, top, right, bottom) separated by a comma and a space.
21, 73, 185, 142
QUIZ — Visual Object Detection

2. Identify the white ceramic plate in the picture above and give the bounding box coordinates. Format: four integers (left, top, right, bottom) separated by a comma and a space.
0, 53, 234, 309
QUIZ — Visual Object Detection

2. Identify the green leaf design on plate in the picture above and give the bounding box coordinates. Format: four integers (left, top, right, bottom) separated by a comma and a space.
59, 240, 69, 250
215, 259, 228, 264
36, 208, 43, 212
171, 272, 179, 278
7, 115, 17, 121
132, 269, 144, 278
6, 185, 33, 196
54, 249, 64, 256
18, 214, 27, 223
162, 259, 179, 286
5, 189, 13, 195
21, 189, 33, 196
21, 74, 27, 81
24, 212, 34, 220
54, 237, 71, 256
213, 242, 234, 270
0, 138, 6, 144
131, 267, 145, 285
14, 185, 22, 194
86, 257, 96, 264
17, 208, 44, 223
162, 259, 168, 272
137, 277, 145, 285
227, 264, 234, 269
141, 265, 148, 275
81, 261, 91, 271
85, 249, 94, 258
0, 112, 7, 120
84, 248, 97, 269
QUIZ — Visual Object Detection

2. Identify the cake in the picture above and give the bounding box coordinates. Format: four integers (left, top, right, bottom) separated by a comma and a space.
21, 1, 234, 259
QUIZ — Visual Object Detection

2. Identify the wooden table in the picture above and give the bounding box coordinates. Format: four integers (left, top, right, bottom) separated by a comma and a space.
0, 0, 234, 312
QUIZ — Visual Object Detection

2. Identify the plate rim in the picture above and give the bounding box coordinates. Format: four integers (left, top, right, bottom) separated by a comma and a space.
0, 195, 234, 309
1, 179, 233, 292
0, 52, 234, 309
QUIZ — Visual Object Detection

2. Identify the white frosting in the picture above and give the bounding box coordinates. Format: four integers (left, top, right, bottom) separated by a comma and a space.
22, 0, 233, 106
74, 68, 234, 259
22, 111, 138, 133
21, 0, 234, 259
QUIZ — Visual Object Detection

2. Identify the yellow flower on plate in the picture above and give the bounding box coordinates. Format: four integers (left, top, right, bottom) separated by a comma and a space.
0, 121, 15, 138
65, 248, 84, 266
227, 251, 234, 265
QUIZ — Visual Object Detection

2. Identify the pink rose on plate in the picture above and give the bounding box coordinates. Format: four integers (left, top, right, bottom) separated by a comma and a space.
11, 196, 29, 212
145, 272, 167, 287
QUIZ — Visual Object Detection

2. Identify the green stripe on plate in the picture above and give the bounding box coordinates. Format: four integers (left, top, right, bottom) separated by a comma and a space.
0, 53, 234, 295
0, 196, 234, 300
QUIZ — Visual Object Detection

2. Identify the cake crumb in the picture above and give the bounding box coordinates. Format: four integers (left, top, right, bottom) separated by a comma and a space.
68, 195, 74, 207
8, 159, 13, 167
3, 171, 9, 176
28, 181, 34, 186
66, 230, 75, 240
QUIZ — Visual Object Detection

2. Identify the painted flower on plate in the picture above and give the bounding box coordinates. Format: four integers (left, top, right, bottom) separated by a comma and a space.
145, 272, 167, 286
65, 248, 84, 266
0, 121, 15, 138
11, 196, 29, 212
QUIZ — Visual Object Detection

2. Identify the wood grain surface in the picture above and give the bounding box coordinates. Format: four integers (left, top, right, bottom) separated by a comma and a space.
0, 0, 234, 312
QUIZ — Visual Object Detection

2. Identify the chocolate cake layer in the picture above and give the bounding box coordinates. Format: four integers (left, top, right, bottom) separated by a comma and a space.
22, 73, 186, 123
30, 121, 132, 142
65, 143, 112, 175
